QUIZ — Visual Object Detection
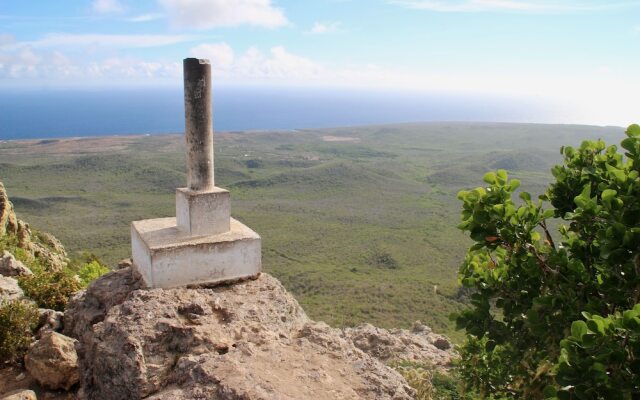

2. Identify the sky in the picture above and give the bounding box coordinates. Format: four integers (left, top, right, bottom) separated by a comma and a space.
0, 0, 639, 126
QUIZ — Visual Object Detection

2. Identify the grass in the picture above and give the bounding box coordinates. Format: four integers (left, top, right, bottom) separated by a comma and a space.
0, 122, 624, 341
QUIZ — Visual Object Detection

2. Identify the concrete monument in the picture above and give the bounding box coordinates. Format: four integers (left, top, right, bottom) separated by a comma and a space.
130, 58, 261, 288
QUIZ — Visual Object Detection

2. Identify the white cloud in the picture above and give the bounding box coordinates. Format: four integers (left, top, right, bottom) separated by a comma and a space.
309, 22, 341, 34
4, 34, 195, 50
189, 43, 323, 81
158, 0, 288, 29
190, 42, 235, 69
127, 13, 165, 22
92, 0, 124, 14
0, 34, 15, 46
389, 0, 634, 13
0, 46, 181, 82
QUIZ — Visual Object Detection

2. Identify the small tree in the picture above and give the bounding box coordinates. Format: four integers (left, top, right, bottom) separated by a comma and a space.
454, 124, 640, 399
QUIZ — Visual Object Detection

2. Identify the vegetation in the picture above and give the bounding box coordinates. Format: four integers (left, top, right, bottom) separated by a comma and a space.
0, 123, 623, 338
18, 272, 82, 311
0, 299, 39, 364
455, 124, 640, 398
392, 361, 472, 400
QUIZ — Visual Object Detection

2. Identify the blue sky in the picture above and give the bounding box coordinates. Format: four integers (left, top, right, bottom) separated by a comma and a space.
0, 0, 639, 125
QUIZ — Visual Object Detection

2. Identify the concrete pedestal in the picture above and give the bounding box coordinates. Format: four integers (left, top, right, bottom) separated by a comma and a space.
129, 58, 262, 289
176, 187, 230, 236
131, 217, 261, 289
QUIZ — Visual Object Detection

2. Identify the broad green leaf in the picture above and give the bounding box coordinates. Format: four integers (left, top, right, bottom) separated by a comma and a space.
627, 123, 640, 137
606, 163, 626, 183
571, 320, 588, 340
496, 169, 508, 185
483, 172, 497, 184
601, 189, 617, 202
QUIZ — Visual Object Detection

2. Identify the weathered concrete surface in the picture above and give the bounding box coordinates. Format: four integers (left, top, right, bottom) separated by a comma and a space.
183, 57, 213, 191
66, 270, 415, 400
175, 186, 230, 236
131, 217, 261, 288
129, 59, 261, 288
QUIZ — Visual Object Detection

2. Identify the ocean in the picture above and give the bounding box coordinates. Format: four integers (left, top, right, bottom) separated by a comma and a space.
0, 87, 556, 140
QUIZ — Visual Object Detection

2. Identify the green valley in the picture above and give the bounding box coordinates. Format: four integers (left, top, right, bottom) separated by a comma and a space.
0, 122, 623, 340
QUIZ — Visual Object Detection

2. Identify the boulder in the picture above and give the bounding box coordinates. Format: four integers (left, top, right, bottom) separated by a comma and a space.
64, 267, 143, 340
115, 258, 132, 270
69, 269, 415, 400
24, 332, 79, 391
342, 321, 455, 367
0, 276, 24, 302
0, 389, 37, 400
0, 251, 32, 277
36, 308, 64, 337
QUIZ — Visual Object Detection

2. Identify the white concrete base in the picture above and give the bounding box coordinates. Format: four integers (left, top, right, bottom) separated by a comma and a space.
176, 187, 230, 236
131, 217, 261, 289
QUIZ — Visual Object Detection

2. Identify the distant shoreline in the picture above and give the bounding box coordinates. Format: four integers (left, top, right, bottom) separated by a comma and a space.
0, 121, 625, 143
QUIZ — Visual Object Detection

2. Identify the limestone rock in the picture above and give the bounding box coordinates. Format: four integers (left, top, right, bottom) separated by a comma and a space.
342, 322, 455, 368
16, 222, 30, 249
28, 242, 67, 273
0, 276, 24, 302
0, 182, 67, 272
115, 258, 132, 270
63, 267, 143, 341
36, 232, 67, 257
0, 389, 37, 400
37, 308, 65, 337
24, 332, 80, 391
0, 251, 32, 277
0, 182, 17, 237
70, 270, 414, 400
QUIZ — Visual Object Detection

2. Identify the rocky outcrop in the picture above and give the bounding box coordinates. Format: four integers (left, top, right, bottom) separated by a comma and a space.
0, 251, 32, 277
0, 182, 18, 237
0, 389, 36, 400
63, 267, 143, 340
24, 332, 80, 391
36, 308, 64, 338
65, 269, 417, 400
0, 276, 24, 302
0, 182, 68, 272
342, 322, 455, 368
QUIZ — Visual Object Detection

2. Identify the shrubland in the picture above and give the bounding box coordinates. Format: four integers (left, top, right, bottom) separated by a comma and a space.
455, 124, 640, 398
0, 223, 109, 362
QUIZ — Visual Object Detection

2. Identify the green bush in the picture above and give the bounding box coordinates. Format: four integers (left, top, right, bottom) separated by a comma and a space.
0, 299, 39, 364
454, 124, 640, 398
18, 271, 82, 311
553, 305, 640, 399
76, 260, 110, 286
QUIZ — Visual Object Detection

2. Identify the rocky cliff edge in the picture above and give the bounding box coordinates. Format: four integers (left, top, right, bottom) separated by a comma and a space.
64, 267, 455, 399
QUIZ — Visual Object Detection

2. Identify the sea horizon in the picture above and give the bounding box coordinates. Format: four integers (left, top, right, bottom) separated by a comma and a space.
0, 86, 588, 141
